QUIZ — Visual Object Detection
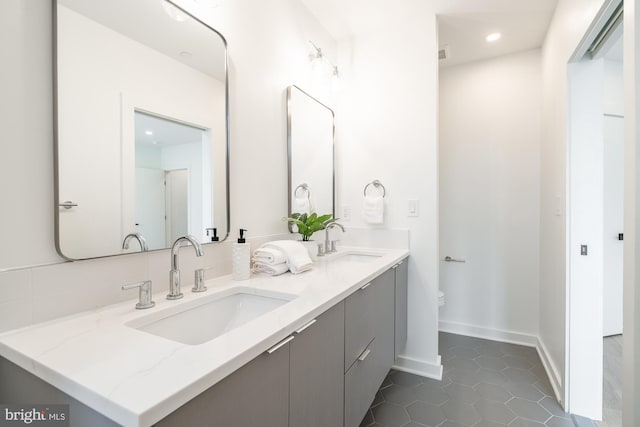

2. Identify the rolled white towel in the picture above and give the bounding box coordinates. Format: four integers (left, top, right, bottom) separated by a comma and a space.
252, 262, 289, 276
362, 195, 384, 224
252, 247, 287, 265
262, 240, 312, 274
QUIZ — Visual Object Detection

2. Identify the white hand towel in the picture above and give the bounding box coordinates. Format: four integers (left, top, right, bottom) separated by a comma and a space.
252, 262, 289, 276
262, 240, 313, 274
252, 247, 287, 265
293, 196, 311, 215
362, 195, 384, 224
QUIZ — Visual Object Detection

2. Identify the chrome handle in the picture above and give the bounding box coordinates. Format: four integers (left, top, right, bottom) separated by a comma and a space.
122, 280, 155, 309
295, 319, 317, 334
360, 282, 372, 290
192, 268, 207, 293
444, 256, 466, 263
358, 348, 371, 361
267, 335, 295, 354
59, 201, 78, 209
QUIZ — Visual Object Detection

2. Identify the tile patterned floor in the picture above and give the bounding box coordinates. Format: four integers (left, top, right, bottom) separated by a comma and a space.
360, 332, 585, 427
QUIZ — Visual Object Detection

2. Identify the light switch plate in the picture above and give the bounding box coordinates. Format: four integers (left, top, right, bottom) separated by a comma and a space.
342, 205, 351, 221
408, 199, 419, 217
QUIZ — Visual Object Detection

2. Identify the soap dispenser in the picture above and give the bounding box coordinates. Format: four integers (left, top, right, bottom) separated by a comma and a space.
206, 227, 219, 242
232, 228, 250, 280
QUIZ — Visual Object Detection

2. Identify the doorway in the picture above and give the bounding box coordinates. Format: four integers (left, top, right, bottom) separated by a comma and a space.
565, 1, 623, 423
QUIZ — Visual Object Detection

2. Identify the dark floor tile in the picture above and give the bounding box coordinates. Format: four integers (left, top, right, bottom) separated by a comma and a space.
475, 368, 509, 386
444, 356, 480, 372
503, 367, 537, 383
406, 401, 446, 427
475, 355, 507, 371
449, 346, 480, 359
474, 421, 508, 427
382, 384, 418, 406
506, 397, 552, 423
510, 417, 546, 427
504, 381, 545, 402
413, 381, 448, 405
447, 367, 481, 387
538, 396, 569, 418
546, 416, 577, 427
390, 371, 423, 387
441, 400, 481, 426
474, 383, 512, 403
444, 382, 479, 404
572, 414, 597, 427
371, 402, 410, 427
372, 390, 385, 407
474, 398, 517, 425
503, 354, 534, 369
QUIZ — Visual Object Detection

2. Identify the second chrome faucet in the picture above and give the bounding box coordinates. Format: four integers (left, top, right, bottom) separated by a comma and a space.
168, 235, 204, 300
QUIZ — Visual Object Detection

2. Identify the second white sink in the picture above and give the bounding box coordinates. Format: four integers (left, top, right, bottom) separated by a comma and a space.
127, 288, 297, 345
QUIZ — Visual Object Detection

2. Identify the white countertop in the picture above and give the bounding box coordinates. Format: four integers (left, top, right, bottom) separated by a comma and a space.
0, 246, 408, 427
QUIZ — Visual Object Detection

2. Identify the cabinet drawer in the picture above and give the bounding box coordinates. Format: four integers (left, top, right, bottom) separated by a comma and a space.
344, 280, 376, 372
344, 339, 387, 427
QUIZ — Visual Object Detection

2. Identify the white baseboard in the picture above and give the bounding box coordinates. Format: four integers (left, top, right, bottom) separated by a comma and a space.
536, 337, 564, 406
439, 320, 538, 347
392, 354, 443, 380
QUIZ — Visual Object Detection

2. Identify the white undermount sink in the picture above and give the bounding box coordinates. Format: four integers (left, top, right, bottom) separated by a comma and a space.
126, 288, 297, 345
327, 251, 383, 264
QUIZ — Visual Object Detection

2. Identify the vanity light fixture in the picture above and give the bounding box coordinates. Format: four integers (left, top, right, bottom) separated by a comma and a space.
145, 130, 153, 135
308, 40, 339, 77
486, 32, 502, 42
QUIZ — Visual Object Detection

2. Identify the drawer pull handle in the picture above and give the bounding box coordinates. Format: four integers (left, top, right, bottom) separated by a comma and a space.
358, 348, 371, 361
267, 335, 294, 354
392, 260, 404, 269
360, 282, 372, 290
295, 319, 317, 334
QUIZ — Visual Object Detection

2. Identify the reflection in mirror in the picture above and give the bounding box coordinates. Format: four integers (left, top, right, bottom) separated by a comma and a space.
287, 85, 335, 230
55, 0, 229, 260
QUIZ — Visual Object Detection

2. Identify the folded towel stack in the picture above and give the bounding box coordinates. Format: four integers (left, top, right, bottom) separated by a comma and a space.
252, 240, 313, 275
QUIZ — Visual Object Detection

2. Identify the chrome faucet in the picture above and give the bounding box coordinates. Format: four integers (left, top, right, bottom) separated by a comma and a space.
325, 223, 345, 253
122, 233, 149, 252
168, 235, 204, 300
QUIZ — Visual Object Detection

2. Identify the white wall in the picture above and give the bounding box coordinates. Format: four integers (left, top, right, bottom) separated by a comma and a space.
539, 0, 606, 409
336, 7, 441, 378
0, 0, 338, 329
438, 50, 541, 343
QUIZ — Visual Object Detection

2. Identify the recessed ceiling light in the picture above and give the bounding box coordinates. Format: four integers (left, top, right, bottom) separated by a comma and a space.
486, 33, 502, 43
180, 51, 193, 58
145, 130, 153, 135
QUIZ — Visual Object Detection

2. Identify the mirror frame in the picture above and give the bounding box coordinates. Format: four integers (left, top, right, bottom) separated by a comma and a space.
52, 0, 230, 260
286, 85, 335, 232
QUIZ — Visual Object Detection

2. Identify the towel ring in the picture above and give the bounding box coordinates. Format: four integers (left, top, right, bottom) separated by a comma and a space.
294, 183, 311, 199
364, 180, 386, 197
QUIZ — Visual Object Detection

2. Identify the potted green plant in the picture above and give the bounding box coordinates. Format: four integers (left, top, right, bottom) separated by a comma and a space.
283, 212, 337, 241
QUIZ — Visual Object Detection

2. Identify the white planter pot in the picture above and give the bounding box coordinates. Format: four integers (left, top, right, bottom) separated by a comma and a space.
299, 240, 320, 261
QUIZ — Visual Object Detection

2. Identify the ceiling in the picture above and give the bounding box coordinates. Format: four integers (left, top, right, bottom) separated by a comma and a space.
300, 0, 559, 68
135, 112, 204, 148
59, 0, 226, 81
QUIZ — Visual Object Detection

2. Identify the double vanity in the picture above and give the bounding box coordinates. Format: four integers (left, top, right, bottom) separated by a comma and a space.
0, 247, 408, 427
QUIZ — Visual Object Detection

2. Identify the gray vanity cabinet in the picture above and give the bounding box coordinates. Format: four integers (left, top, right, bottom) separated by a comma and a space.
344, 268, 395, 427
289, 301, 345, 427
156, 341, 290, 427
394, 260, 408, 358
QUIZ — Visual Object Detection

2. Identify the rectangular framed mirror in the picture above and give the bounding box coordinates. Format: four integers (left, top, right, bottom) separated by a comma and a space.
54, 0, 229, 259
287, 85, 335, 228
